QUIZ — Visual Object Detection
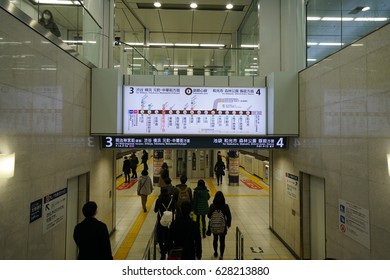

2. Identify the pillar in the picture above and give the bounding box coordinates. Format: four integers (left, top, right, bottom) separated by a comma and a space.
227, 150, 239, 186
153, 150, 164, 184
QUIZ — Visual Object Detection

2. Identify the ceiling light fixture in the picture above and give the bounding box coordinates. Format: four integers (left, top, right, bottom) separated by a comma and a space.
355, 17, 388, 21
175, 43, 199, 47
154, 2, 161, 8
30, 0, 82, 5
199, 44, 225, 47
321, 17, 354, 21
149, 43, 174, 46
190, 2, 197, 9
226, 3, 233, 10
241, 44, 258, 48
362, 6, 370, 12
307, 17, 321, 21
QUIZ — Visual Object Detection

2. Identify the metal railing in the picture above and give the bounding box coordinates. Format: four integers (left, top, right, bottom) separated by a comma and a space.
142, 221, 158, 260
235, 226, 244, 260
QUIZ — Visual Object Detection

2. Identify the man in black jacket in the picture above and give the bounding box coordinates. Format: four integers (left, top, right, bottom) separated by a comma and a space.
73, 201, 113, 260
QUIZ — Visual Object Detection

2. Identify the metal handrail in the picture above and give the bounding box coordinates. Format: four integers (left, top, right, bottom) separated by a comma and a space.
235, 226, 244, 260
142, 221, 158, 260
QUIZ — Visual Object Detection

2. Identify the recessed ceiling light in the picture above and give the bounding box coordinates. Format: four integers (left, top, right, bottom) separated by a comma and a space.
362, 6, 370, 12
190, 3, 197, 9
226, 4, 233, 10
154, 2, 161, 8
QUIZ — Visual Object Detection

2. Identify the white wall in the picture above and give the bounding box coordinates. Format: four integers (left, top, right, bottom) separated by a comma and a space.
272, 23, 390, 259
0, 8, 114, 259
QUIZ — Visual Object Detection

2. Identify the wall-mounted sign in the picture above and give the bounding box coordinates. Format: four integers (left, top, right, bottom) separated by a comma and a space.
43, 188, 67, 234
339, 199, 370, 249
123, 86, 266, 135
286, 173, 299, 200
102, 136, 287, 149
30, 198, 42, 223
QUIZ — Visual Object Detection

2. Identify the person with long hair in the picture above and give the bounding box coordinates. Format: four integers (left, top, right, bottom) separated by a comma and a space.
207, 191, 231, 260
193, 179, 210, 238
214, 155, 226, 186
39, 9, 61, 37
158, 162, 169, 188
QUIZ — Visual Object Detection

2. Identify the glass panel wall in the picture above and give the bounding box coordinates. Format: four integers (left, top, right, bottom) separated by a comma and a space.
237, 0, 259, 77
307, 0, 390, 66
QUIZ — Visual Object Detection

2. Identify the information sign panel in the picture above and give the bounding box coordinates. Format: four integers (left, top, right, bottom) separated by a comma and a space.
101, 136, 287, 149
123, 86, 266, 135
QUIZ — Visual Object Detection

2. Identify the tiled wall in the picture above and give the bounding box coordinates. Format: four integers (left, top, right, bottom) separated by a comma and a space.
272, 23, 390, 259
0, 8, 114, 259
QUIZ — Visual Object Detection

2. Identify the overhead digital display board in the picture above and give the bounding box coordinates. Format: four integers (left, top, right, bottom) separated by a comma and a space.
101, 136, 287, 149
123, 86, 266, 136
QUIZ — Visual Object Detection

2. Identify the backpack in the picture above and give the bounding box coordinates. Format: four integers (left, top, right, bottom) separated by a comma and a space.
209, 209, 226, 234
160, 198, 173, 228
176, 187, 190, 209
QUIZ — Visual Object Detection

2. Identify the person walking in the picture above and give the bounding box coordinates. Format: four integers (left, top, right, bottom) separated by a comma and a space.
214, 155, 226, 185
73, 201, 113, 260
207, 191, 231, 260
154, 187, 174, 260
122, 156, 131, 183
130, 152, 139, 178
168, 201, 202, 260
173, 175, 192, 217
158, 162, 169, 188
141, 149, 149, 171
137, 170, 154, 212
193, 179, 210, 238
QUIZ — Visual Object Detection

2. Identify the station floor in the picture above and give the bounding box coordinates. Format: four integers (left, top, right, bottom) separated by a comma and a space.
109, 164, 295, 260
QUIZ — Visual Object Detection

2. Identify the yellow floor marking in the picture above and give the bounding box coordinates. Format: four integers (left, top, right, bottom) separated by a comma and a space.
205, 178, 217, 196
114, 194, 158, 260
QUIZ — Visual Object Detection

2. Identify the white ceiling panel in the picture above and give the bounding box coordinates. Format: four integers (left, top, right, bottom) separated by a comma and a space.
192, 11, 232, 33
158, 10, 195, 32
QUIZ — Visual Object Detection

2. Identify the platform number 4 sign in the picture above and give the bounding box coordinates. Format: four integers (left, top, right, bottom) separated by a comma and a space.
276, 137, 285, 148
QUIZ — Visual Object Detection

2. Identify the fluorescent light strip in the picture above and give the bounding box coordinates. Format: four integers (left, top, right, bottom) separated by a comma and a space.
125, 42, 144, 46
355, 17, 388, 21
307, 59, 317, 61
322, 17, 354, 21
241, 44, 258, 48
199, 44, 225, 47
307, 42, 318, 46
32, 0, 82, 5
149, 43, 174, 46
163, 64, 189, 68
63, 40, 96, 44
319, 42, 344, 46
307, 17, 321, 21
175, 43, 199, 47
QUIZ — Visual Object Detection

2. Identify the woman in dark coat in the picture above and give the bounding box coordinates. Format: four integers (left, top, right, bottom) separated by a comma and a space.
158, 162, 169, 188
193, 179, 210, 238
207, 191, 231, 260
154, 187, 174, 260
169, 201, 202, 260
214, 155, 225, 185
39, 9, 61, 37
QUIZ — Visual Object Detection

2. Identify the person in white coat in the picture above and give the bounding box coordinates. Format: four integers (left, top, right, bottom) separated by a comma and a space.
137, 170, 154, 212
